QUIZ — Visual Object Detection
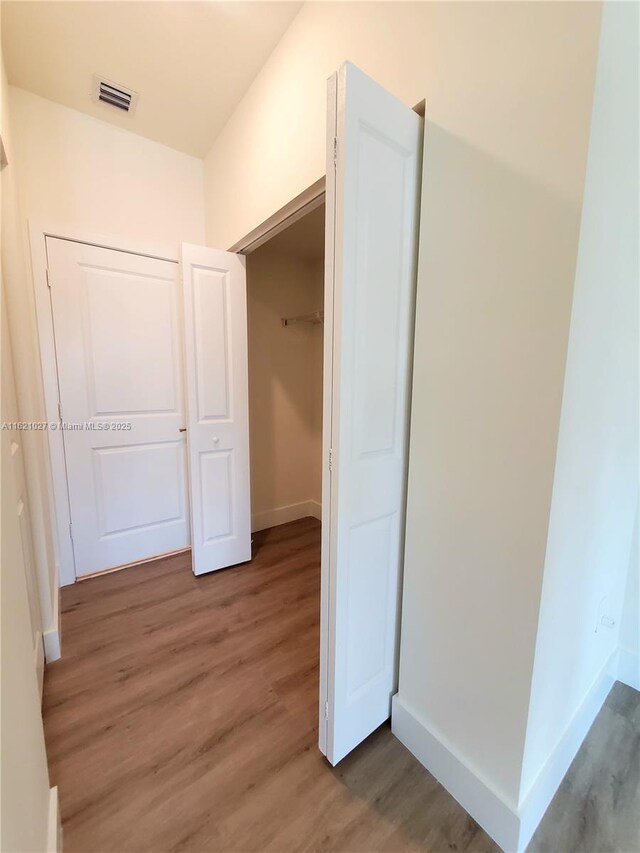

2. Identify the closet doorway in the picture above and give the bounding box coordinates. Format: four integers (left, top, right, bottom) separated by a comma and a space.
245, 204, 325, 538
33, 61, 422, 772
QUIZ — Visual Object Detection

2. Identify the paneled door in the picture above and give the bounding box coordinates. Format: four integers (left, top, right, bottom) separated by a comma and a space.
319, 63, 423, 764
47, 238, 190, 577
2, 286, 44, 684
180, 244, 251, 575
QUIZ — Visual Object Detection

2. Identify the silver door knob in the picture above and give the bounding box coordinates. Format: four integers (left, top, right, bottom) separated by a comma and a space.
212, 436, 220, 444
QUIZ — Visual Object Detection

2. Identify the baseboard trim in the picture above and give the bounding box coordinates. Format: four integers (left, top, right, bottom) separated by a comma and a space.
392, 694, 521, 852
252, 500, 321, 533
307, 499, 322, 521
43, 562, 61, 663
47, 786, 61, 853
517, 652, 616, 849
392, 654, 616, 853
617, 646, 640, 691
43, 582, 61, 662
43, 626, 61, 663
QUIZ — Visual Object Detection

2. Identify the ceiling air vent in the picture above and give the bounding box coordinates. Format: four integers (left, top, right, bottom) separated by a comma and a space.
92, 75, 138, 115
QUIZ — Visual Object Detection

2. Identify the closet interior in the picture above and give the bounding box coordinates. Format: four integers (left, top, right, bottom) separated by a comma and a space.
245, 203, 325, 535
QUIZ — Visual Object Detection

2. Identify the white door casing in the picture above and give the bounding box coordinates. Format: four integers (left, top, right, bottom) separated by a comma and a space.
180, 244, 251, 575
47, 238, 190, 577
320, 62, 423, 764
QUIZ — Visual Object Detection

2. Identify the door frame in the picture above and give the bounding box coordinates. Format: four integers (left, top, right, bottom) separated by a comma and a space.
318, 73, 338, 757
228, 178, 325, 255
231, 183, 333, 748
29, 222, 181, 587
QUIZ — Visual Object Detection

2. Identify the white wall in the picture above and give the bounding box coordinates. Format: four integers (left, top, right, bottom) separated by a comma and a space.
619, 505, 639, 689
0, 425, 55, 853
4, 86, 205, 603
246, 243, 322, 529
204, 2, 599, 251
202, 1, 604, 847
9, 86, 205, 247
521, 0, 639, 801
0, 50, 55, 853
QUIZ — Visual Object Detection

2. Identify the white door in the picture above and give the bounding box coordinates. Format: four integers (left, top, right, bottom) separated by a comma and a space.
2, 287, 44, 689
47, 238, 190, 577
181, 244, 251, 575
320, 63, 422, 764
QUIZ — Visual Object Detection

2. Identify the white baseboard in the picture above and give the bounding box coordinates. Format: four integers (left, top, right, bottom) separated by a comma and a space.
308, 499, 322, 521
44, 563, 61, 662
517, 652, 616, 850
43, 584, 61, 662
617, 646, 640, 691
392, 652, 616, 853
252, 499, 321, 532
43, 627, 61, 662
392, 695, 521, 851
47, 786, 61, 853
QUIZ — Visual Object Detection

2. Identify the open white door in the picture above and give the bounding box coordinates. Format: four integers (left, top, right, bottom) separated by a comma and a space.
320, 63, 422, 764
181, 244, 251, 575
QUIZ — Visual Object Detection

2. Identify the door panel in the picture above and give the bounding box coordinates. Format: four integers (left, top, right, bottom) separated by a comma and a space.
192, 267, 231, 420
93, 442, 185, 535
1, 290, 44, 689
47, 238, 190, 577
320, 62, 422, 764
181, 244, 251, 575
84, 270, 180, 415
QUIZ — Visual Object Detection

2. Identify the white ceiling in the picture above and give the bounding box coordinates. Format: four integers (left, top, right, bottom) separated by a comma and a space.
1, 1, 302, 158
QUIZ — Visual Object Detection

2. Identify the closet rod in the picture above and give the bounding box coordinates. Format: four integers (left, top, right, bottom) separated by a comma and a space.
281, 310, 324, 327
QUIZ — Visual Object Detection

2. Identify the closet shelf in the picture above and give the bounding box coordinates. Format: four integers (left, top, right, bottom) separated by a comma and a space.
281, 310, 324, 327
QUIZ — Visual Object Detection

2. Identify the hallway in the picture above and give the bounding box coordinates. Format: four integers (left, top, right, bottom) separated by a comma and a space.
43, 519, 638, 853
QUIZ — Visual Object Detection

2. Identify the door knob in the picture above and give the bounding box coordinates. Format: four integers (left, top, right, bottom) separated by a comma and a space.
212, 436, 220, 444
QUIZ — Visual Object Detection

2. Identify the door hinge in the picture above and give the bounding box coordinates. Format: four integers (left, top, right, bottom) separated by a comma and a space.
57, 401, 63, 422
68, 522, 74, 542
325, 701, 329, 721
45, 269, 51, 289
333, 137, 338, 170
328, 448, 334, 472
